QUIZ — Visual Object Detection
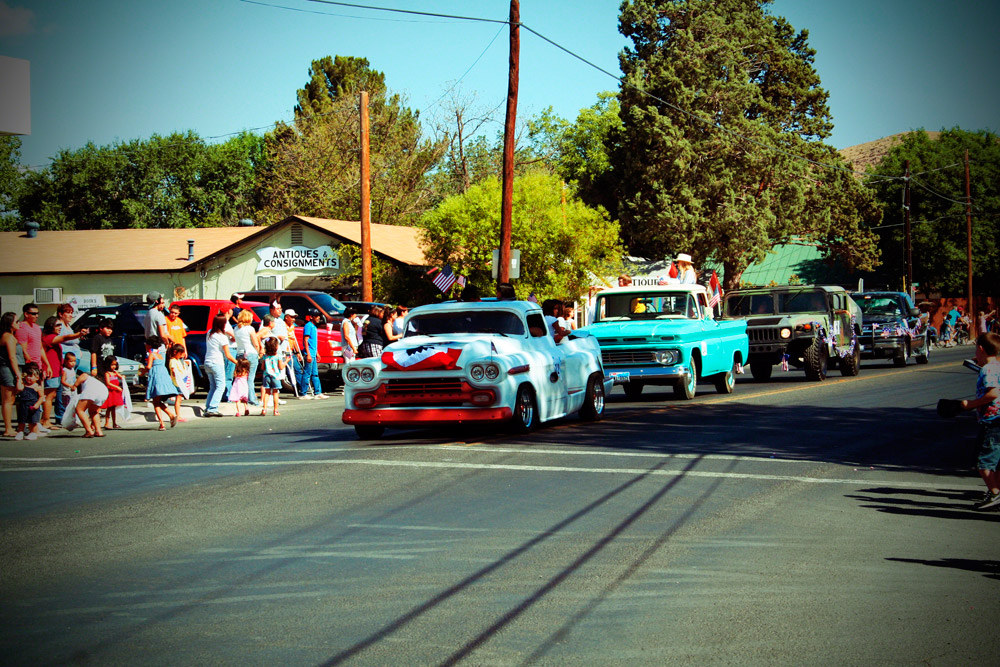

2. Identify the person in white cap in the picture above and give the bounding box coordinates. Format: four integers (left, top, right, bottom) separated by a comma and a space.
144, 292, 169, 355
676, 253, 697, 285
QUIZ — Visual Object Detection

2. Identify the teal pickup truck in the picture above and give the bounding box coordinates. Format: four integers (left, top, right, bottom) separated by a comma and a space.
579, 285, 749, 399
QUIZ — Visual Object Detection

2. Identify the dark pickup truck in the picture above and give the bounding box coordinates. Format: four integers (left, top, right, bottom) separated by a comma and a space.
849, 291, 930, 366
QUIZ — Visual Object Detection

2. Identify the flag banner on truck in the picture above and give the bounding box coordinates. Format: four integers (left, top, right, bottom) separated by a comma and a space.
382, 345, 462, 371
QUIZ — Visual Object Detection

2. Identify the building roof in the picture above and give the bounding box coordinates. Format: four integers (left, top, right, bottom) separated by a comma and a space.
0, 215, 429, 275
291, 216, 427, 266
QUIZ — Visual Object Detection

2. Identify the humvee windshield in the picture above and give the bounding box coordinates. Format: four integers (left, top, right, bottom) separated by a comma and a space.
725, 290, 828, 315
595, 292, 699, 322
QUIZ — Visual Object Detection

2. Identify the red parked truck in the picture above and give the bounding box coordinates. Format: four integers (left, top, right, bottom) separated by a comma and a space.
171, 299, 345, 386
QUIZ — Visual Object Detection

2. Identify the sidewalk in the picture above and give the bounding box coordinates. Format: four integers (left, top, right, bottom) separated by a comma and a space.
123, 391, 342, 427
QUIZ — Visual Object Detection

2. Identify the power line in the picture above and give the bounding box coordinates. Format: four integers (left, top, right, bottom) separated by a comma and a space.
305, 0, 507, 24
910, 176, 976, 208
241, 0, 453, 23
421, 24, 506, 116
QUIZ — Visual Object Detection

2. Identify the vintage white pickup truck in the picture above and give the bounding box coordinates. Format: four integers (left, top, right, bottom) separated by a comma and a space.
342, 300, 613, 439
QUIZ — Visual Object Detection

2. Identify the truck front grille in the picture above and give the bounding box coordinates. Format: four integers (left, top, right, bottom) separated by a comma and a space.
602, 350, 656, 366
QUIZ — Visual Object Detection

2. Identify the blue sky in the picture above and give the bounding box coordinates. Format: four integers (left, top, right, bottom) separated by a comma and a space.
2, 0, 998, 169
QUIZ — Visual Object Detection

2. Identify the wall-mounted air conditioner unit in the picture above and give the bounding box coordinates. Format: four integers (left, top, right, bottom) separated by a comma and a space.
33, 287, 63, 304
256, 275, 282, 290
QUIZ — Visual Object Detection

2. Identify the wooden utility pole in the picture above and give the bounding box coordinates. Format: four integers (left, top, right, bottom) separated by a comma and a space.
360, 91, 373, 302
904, 160, 912, 295
965, 149, 973, 332
498, 0, 519, 286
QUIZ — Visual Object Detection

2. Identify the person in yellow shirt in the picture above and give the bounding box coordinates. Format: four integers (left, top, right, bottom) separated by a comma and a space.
164, 304, 187, 357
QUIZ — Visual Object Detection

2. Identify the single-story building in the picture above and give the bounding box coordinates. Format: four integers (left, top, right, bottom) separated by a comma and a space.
0, 215, 429, 317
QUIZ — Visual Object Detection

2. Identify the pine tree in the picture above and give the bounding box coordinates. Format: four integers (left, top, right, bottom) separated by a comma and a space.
614, 0, 880, 288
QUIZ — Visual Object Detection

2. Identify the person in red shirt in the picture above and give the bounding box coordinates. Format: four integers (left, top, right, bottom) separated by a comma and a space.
15, 304, 50, 380
40, 316, 75, 430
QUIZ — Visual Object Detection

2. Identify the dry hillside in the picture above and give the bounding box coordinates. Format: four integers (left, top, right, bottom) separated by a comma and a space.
839, 131, 941, 173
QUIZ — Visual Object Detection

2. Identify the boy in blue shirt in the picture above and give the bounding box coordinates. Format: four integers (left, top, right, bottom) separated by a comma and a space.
961, 332, 1000, 510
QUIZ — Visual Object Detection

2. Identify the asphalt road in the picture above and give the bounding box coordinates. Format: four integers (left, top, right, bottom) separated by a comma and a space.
1, 345, 997, 665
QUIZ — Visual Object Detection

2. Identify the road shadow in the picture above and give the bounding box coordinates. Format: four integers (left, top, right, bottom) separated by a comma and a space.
846, 486, 1000, 523
885, 557, 1000, 581
504, 403, 982, 479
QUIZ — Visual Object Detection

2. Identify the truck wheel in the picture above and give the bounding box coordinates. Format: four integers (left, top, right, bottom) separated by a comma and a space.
749, 361, 772, 382
840, 344, 861, 377
674, 358, 699, 400
510, 385, 538, 433
623, 382, 644, 400
893, 342, 910, 367
579, 374, 605, 421
915, 335, 930, 364
803, 339, 828, 381
713, 358, 736, 394
355, 425, 384, 440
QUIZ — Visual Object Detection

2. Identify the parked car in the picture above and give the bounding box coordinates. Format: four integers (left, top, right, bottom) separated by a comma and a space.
72, 303, 150, 363
723, 285, 862, 381
240, 290, 347, 328
340, 301, 392, 314
579, 284, 748, 399
850, 291, 930, 366
172, 298, 345, 385
75, 352, 143, 387
342, 300, 611, 439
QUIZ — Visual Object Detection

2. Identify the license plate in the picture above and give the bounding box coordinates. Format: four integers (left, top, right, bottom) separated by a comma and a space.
609, 371, 630, 384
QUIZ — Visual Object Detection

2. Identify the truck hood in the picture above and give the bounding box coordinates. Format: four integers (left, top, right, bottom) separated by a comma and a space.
582, 319, 721, 341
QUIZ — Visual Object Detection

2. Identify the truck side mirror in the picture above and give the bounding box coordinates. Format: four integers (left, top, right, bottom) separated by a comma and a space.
909, 307, 920, 317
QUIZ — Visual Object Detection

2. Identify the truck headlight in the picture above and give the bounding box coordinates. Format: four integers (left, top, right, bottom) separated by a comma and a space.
484, 363, 500, 380
470, 364, 485, 381
654, 350, 679, 365
345, 367, 361, 383
780, 327, 792, 339
360, 367, 375, 383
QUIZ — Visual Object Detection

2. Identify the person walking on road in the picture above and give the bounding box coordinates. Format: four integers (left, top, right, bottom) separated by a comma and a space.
340, 309, 360, 361
960, 332, 1000, 510
234, 309, 261, 406
204, 314, 237, 417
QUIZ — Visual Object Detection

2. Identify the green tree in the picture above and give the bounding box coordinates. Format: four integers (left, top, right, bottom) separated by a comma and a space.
420, 170, 623, 300
613, 0, 880, 288
17, 132, 264, 229
528, 93, 623, 218
0, 136, 23, 230
326, 244, 438, 306
867, 129, 1000, 295
261, 55, 446, 226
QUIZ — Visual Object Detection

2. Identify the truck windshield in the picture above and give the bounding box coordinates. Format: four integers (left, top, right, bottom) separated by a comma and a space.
595, 292, 698, 321
855, 296, 901, 316
405, 310, 526, 336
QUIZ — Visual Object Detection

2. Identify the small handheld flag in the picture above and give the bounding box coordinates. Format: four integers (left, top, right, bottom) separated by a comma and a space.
432, 265, 458, 293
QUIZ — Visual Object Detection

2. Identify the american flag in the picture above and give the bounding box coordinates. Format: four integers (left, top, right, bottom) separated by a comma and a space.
456, 275, 467, 288
527, 292, 538, 303
657, 276, 668, 286
432, 264, 458, 293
